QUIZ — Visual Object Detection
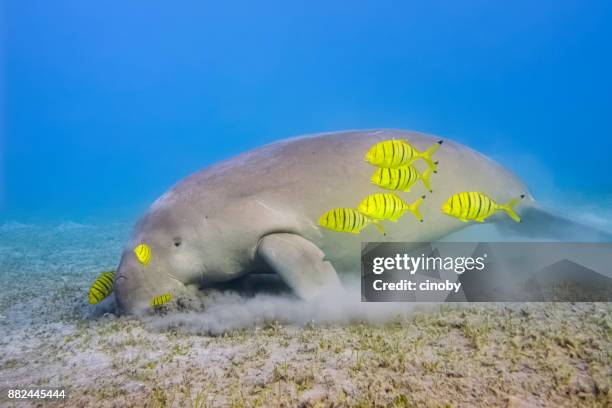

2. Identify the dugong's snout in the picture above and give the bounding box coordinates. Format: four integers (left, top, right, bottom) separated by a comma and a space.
114, 255, 150, 315
114, 248, 187, 315
114, 250, 170, 315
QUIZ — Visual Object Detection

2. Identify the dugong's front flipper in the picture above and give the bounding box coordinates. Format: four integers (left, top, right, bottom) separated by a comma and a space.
257, 233, 342, 299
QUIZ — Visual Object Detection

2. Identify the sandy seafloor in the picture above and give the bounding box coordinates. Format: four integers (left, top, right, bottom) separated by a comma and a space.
0, 222, 610, 407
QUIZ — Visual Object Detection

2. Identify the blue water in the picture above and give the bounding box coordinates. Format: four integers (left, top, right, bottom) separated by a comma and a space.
2, 1, 612, 223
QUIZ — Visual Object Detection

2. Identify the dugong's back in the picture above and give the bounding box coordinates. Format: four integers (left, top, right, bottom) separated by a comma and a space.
173, 129, 527, 205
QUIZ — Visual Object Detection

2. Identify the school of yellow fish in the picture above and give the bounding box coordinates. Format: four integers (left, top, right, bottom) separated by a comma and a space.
319, 135, 524, 235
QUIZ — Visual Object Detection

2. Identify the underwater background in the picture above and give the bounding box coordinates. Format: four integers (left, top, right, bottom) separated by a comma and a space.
2, 3, 612, 405
2, 1, 612, 224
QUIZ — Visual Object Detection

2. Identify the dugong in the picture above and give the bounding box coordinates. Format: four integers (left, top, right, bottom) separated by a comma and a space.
112, 129, 602, 314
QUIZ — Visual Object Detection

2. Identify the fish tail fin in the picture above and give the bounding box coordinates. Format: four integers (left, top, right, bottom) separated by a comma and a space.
420, 167, 434, 192
500, 194, 525, 222
409, 195, 426, 222
370, 219, 386, 235
418, 140, 443, 170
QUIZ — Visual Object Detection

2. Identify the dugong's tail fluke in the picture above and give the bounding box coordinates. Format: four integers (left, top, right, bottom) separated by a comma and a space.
495, 206, 612, 242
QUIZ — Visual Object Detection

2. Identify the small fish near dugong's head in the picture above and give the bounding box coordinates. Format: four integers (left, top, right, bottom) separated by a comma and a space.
113, 203, 214, 314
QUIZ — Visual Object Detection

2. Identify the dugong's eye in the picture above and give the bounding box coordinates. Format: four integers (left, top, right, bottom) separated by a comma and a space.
173, 238, 182, 248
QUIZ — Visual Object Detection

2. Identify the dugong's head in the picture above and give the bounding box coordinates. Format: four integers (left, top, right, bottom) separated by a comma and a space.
114, 204, 205, 314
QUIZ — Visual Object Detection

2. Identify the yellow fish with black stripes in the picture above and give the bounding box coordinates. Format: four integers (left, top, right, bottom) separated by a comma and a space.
134, 243, 151, 265
364, 139, 442, 170
88, 271, 115, 304
151, 293, 172, 307
358, 193, 426, 223
441, 192, 525, 223
371, 164, 436, 193
319, 208, 385, 234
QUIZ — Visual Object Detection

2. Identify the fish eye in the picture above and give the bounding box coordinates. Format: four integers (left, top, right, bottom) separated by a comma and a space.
173, 238, 182, 247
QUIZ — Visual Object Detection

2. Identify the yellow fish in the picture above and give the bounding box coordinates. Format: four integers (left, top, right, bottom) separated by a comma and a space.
371, 165, 436, 193
151, 293, 172, 307
319, 208, 385, 234
364, 139, 442, 170
441, 192, 524, 223
358, 193, 425, 222
88, 271, 115, 305
134, 243, 151, 265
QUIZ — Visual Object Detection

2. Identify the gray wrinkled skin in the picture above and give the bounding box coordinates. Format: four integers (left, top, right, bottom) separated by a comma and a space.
114, 129, 532, 314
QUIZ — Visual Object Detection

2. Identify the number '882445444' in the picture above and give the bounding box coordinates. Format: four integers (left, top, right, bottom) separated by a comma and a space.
6, 388, 66, 399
